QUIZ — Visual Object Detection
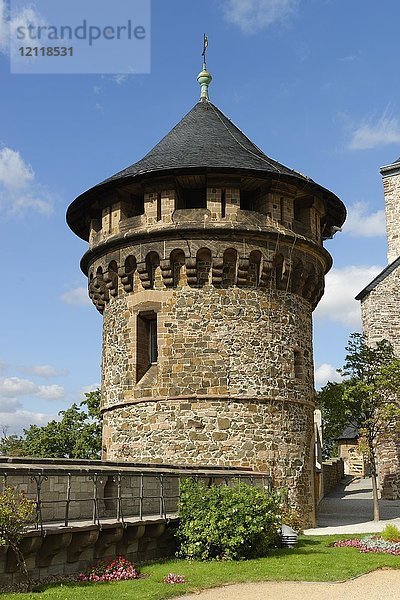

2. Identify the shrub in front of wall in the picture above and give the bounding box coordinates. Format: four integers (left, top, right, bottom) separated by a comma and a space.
175, 478, 281, 560
0, 485, 36, 588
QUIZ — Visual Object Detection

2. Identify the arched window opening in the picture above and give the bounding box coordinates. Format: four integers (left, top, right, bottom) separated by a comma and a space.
291, 259, 304, 293
196, 248, 212, 286
121, 255, 136, 292
247, 251, 262, 287
146, 252, 160, 289
108, 260, 117, 274
170, 249, 185, 287
222, 249, 237, 287
125, 255, 136, 275
273, 254, 284, 289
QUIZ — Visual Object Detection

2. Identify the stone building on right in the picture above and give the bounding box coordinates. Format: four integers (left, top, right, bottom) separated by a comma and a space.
356, 156, 400, 499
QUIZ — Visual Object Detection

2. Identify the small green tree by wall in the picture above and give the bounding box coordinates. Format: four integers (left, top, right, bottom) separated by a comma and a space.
0, 389, 102, 460
318, 333, 400, 521
0, 486, 36, 588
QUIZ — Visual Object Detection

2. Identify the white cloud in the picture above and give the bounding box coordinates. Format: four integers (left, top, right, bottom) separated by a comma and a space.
0, 409, 54, 434
0, 377, 36, 397
36, 384, 65, 400
20, 364, 67, 378
315, 363, 342, 389
223, 0, 299, 34
0, 377, 65, 400
0, 147, 53, 215
81, 383, 100, 395
0, 0, 45, 55
314, 265, 383, 327
344, 201, 386, 237
60, 286, 91, 306
0, 397, 22, 413
0, 146, 33, 189
349, 113, 400, 150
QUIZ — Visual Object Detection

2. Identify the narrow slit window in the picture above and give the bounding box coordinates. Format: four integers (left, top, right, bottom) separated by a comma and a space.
156, 192, 162, 221
137, 311, 158, 382
148, 318, 158, 364
221, 189, 226, 218
294, 350, 304, 380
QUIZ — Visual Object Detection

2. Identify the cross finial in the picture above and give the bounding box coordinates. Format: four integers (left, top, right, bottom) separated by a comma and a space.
197, 34, 212, 102
202, 33, 208, 70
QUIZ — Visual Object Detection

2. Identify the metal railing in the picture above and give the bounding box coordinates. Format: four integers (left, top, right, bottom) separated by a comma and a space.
0, 459, 273, 535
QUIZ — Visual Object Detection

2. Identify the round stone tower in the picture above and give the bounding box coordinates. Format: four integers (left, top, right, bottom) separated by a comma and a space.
67, 64, 345, 525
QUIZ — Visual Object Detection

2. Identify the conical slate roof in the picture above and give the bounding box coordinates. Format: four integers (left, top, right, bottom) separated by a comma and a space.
67, 99, 346, 239
101, 101, 301, 183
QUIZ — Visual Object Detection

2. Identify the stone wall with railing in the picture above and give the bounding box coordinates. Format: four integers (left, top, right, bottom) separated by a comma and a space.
0, 458, 271, 586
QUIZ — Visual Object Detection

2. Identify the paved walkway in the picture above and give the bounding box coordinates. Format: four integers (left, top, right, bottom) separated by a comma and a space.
178, 478, 400, 599
304, 476, 400, 535
178, 570, 400, 599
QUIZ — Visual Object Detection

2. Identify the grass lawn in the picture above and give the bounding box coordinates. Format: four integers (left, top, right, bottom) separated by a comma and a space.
3, 534, 400, 600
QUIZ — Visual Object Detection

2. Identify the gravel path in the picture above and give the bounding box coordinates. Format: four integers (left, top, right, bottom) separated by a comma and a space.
178, 570, 400, 599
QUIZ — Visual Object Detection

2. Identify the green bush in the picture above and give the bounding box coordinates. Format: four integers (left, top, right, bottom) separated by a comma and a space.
0, 485, 36, 587
175, 478, 281, 560
382, 523, 400, 542
279, 505, 304, 532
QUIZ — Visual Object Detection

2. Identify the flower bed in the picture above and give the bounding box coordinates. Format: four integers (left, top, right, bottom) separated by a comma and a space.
334, 536, 400, 556
78, 556, 139, 582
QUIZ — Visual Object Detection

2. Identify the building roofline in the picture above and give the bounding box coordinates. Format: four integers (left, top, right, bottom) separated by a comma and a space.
355, 256, 400, 301
380, 160, 400, 175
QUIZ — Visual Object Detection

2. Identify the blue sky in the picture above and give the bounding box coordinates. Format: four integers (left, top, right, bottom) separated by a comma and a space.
0, 0, 399, 433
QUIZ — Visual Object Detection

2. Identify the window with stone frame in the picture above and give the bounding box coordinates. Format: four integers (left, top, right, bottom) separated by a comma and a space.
136, 311, 158, 382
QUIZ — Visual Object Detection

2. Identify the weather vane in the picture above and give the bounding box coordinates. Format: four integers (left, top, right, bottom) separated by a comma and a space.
202, 33, 208, 69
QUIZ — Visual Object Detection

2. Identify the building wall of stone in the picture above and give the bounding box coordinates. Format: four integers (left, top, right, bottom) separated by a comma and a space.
382, 168, 400, 263
104, 399, 315, 524
322, 458, 344, 495
361, 266, 400, 499
361, 268, 400, 354
100, 282, 316, 524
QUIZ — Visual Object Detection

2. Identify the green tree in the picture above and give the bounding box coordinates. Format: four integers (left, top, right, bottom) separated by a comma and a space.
318, 334, 400, 521
0, 389, 102, 460
317, 381, 349, 458
0, 485, 36, 588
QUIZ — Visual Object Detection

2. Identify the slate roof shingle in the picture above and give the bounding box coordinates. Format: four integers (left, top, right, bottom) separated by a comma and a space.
67, 100, 346, 240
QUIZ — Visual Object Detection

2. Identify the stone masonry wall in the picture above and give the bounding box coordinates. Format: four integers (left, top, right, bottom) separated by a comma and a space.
101, 284, 316, 524
361, 268, 400, 355
361, 255, 400, 499
383, 169, 400, 263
